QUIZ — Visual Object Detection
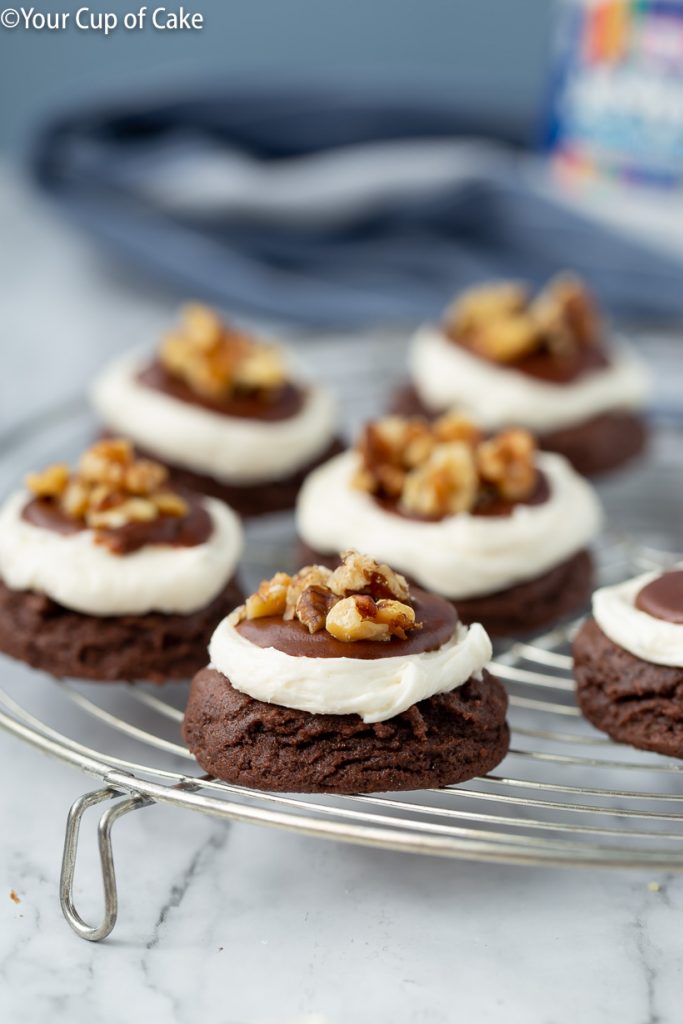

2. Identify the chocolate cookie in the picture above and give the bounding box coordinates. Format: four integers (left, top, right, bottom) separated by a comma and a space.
0, 575, 243, 683
540, 411, 647, 477
298, 543, 593, 637
142, 437, 345, 519
389, 383, 647, 477
183, 667, 509, 793
574, 616, 683, 759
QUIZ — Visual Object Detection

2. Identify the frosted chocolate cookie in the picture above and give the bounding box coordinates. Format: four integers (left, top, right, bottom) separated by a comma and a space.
574, 568, 683, 758
183, 551, 509, 793
91, 304, 341, 517
393, 274, 650, 476
0, 440, 243, 682
296, 414, 601, 635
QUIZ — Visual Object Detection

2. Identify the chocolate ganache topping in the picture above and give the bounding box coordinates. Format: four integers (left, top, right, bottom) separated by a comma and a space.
635, 570, 683, 625
234, 550, 457, 660
443, 273, 610, 384
139, 303, 305, 421
351, 413, 546, 522
22, 439, 212, 555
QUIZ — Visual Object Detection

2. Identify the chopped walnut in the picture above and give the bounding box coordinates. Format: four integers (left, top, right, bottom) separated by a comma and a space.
123, 459, 168, 496
401, 441, 478, 517
325, 594, 418, 642
353, 413, 538, 514
152, 490, 191, 517
79, 439, 134, 487
530, 273, 600, 357
445, 273, 600, 364
446, 281, 528, 337
296, 585, 340, 634
236, 551, 420, 642
159, 303, 287, 400
284, 564, 333, 621
25, 463, 70, 498
432, 411, 483, 447
25, 440, 189, 540
243, 572, 292, 620
61, 480, 91, 520
353, 417, 435, 498
477, 428, 537, 501
328, 549, 410, 602
470, 313, 540, 363
87, 497, 158, 529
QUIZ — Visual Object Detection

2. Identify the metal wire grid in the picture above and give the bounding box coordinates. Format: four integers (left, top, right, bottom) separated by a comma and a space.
2, 535, 683, 894
0, 370, 681, 940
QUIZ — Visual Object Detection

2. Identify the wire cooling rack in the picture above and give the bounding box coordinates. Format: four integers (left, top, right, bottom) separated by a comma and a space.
0, 356, 682, 941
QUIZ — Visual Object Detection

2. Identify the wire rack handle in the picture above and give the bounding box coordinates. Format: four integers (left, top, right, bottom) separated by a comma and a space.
60, 786, 152, 942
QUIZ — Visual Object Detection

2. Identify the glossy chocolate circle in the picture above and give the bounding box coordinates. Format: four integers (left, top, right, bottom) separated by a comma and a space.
446, 331, 610, 384
635, 570, 683, 624
236, 588, 458, 659
22, 493, 212, 555
138, 361, 305, 421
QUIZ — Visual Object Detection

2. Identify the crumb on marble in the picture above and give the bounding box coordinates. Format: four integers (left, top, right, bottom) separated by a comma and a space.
647, 881, 661, 893
9, 889, 21, 904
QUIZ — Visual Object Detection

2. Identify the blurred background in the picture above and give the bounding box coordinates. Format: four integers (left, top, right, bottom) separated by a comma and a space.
0, 0, 553, 152
2, 0, 683, 429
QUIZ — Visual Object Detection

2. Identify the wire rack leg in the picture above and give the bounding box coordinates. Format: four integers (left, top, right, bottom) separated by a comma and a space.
60, 787, 152, 941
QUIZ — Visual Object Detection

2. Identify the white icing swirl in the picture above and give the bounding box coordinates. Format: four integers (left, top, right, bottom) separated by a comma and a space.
90, 351, 337, 485
409, 325, 650, 431
0, 491, 243, 617
209, 611, 492, 723
296, 450, 601, 599
592, 570, 683, 668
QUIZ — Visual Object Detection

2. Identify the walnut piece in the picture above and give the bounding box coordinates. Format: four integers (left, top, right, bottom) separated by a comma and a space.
25, 439, 189, 535
477, 428, 537, 501
243, 572, 292, 620
159, 303, 287, 400
88, 498, 158, 529
325, 594, 418, 642
401, 441, 478, 517
284, 564, 333, 621
296, 584, 340, 634
530, 273, 600, 357
432, 411, 482, 447
25, 463, 70, 498
446, 281, 527, 337
353, 417, 435, 498
328, 549, 410, 602
470, 313, 540, 363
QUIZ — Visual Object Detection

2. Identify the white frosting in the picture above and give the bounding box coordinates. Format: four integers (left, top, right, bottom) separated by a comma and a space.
209, 612, 492, 723
592, 570, 683, 668
296, 449, 602, 599
409, 325, 650, 431
90, 351, 337, 485
0, 491, 243, 617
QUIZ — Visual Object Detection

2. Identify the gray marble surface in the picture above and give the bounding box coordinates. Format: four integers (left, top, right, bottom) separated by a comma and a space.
1, 165, 683, 1024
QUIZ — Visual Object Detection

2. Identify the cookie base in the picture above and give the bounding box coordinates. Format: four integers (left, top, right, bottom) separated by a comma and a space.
183, 667, 509, 794
0, 575, 243, 683
389, 383, 647, 477
574, 617, 683, 759
297, 543, 593, 637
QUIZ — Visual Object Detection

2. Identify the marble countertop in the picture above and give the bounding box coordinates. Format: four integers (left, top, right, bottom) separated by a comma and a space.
1, 165, 682, 1024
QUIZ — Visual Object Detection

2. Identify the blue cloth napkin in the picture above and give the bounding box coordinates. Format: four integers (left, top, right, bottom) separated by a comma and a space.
31, 83, 683, 328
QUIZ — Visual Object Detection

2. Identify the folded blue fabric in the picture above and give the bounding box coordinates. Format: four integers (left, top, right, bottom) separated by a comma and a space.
31, 82, 683, 328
